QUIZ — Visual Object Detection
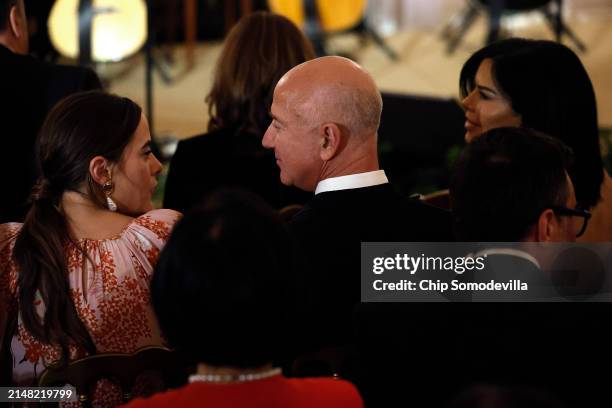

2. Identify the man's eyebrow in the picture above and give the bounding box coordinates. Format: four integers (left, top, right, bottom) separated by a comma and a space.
270, 112, 285, 125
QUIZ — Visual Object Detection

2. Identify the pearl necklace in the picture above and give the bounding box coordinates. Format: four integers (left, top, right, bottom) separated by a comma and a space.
188, 367, 282, 383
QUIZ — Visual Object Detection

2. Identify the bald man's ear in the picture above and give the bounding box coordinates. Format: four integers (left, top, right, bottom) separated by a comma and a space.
319, 123, 342, 161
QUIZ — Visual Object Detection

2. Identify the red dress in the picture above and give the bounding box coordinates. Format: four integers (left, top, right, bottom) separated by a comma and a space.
123, 374, 363, 408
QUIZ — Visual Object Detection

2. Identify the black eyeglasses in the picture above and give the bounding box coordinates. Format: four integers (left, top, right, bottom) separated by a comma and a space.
549, 206, 592, 238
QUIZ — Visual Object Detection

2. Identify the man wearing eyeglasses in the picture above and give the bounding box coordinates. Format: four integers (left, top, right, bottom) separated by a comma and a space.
451, 126, 589, 243
447, 126, 611, 406
450, 126, 600, 302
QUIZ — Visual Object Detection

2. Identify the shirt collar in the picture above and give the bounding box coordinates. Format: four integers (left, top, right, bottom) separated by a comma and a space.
472, 247, 541, 270
314, 170, 389, 195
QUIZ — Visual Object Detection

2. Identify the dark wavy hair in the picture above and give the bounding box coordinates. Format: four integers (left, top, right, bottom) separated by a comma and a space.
459, 38, 603, 210
206, 11, 315, 136
451, 127, 573, 242
12, 91, 142, 361
152, 189, 299, 368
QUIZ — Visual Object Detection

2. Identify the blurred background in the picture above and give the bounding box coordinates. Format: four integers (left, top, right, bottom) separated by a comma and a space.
27, 0, 612, 200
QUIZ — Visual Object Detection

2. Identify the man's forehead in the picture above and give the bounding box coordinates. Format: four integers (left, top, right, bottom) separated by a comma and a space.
270, 87, 295, 123
276, 73, 306, 97
274, 80, 310, 110
270, 86, 289, 115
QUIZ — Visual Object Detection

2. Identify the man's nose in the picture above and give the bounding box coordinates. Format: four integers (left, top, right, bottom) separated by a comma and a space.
262, 127, 275, 148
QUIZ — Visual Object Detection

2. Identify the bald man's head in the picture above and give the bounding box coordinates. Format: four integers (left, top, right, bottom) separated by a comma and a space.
262, 56, 383, 192
277, 56, 382, 138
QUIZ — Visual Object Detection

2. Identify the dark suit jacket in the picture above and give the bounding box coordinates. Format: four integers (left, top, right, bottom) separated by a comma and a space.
352, 251, 612, 407
163, 127, 310, 213
288, 183, 454, 353
0, 44, 101, 223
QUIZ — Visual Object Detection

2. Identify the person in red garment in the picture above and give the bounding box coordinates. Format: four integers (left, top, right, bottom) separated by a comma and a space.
125, 189, 363, 408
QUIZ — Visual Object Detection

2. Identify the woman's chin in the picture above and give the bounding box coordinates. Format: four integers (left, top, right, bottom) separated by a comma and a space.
123, 203, 153, 217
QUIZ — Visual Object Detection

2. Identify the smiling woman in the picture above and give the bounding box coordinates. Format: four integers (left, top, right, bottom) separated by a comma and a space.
457, 38, 611, 241
460, 58, 521, 142
0, 91, 180, 403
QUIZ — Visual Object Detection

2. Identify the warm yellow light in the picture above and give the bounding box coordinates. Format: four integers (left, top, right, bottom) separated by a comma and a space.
49, 0, 147, 62
267, 0, 366, 32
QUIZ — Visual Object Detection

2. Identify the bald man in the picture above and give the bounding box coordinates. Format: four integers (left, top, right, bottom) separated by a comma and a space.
263, 56, 453, 351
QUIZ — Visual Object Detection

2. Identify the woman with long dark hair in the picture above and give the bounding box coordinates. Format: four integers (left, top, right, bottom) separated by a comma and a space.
458, 38, 610, 241
163, 11, 316, 213
0, 91, 180, 395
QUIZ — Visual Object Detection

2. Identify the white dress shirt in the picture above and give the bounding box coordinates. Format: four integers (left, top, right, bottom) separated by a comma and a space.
314, 170, 389, 195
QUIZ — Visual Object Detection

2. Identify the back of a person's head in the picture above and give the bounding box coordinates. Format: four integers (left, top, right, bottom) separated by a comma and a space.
450, 127, 572, 242
207, 11, 315, 135
289, 56, 383, 138
152, 189, 297, 368
34, 90, 142, 207
459, 38, 602, 209
13, 90, 142, 360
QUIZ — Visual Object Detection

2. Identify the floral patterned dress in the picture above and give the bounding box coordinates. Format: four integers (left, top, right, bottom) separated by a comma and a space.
0, 209, 181, 405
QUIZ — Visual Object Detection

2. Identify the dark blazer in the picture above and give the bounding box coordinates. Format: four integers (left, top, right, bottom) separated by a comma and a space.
163, 127, 310, 213
0, 44, 101, 223
352, 251, 612, 407
288, 182, 454, 352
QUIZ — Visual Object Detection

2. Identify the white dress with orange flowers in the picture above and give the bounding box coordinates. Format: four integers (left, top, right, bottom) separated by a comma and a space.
0, 209, 180, 405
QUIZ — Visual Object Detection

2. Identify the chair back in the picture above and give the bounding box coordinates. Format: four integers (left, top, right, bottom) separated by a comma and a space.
268, 0, 366, 32
279, 204, 304, 222
476, 0, 552, 12
0, 310, 17, 385
421, 189, 451, 211
38, 346, 188, 406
